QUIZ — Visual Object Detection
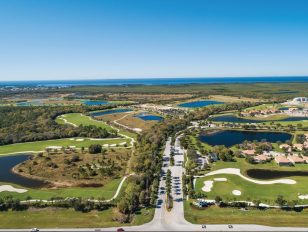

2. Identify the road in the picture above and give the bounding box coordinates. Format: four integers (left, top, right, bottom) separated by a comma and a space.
1, 137, 308, 232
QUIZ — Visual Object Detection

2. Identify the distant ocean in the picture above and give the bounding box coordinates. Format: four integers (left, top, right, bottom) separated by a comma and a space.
0, 76, 308, 87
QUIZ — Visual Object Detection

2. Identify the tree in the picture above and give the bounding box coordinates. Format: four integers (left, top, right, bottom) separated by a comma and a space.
275, 195, 286, 206
88, 144, 102, 154
215, 195, 222, 203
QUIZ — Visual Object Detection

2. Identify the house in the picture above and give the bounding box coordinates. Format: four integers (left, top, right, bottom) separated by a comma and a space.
275, 155, 293, 166
302, 156, 308, 164
208, 153, 218, 162
279, 144, 291, 152
288, 155, 305, 164
253, 154, 271, 163
293, 144, 304, 151
241, 149, 256, 156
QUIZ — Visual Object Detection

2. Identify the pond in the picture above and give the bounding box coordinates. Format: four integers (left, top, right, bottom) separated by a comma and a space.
247, 169, 308, 180
0, 154, 46, 188
90, 108, 132, 117
135, 113, 163, 121
199, 130, 292, 147
178, 100, 224, 108
211, 114, 308, 123
83, 100, 109, 106
16, 100, 43, 106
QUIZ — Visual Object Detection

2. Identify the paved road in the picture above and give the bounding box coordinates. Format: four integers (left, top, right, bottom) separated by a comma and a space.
1, 137, 308, 232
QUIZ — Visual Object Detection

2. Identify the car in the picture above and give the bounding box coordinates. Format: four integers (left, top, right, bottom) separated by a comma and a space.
30, 229, 39, 232
228, 224, 233, 229
117, 228, 125, 232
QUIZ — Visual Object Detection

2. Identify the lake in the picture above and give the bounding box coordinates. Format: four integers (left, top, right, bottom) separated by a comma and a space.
135, 113, 163, 121
90, 108, 132, 117
247, 169, 308, 179
178, 100, 224, 108
212, 114, 308, 123
0, 154, 46, 188
199, 130, 292, 147
83, 100, 109, 106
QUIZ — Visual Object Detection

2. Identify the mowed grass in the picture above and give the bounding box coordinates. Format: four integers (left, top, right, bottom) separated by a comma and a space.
0, 207, 154, 228
0, 178, 123, 200
195, 174, 308, 204
56, 113, 113, 131
184, 202, 308, 227
195, 158, 308, 204
0, 138, 129, 155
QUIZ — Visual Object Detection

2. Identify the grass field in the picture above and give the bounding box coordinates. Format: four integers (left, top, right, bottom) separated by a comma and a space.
184, 202, 308, 227
0, 207, 154, 228
56, 113, 114, 131
194, 158, 308, 204
0, 138, 129, 155
195, 174, 308, 204
0, 178, 124, 200
57, 112, 138, 139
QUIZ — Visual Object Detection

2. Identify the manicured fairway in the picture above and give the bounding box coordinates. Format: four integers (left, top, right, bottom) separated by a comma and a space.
195, 174, 308, 204
0, 207, 154, 228
56, 113, 114, 131
0, 178, 124, 200
0, 137, 130, 155
184, 203, 308, 227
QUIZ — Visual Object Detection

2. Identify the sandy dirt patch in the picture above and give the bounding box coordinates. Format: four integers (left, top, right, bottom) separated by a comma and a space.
0, 185, 27, 193
232, 190, 242, 196
298, 195, 308, 199
214, 178, 227, 182
202, 181, 213, 192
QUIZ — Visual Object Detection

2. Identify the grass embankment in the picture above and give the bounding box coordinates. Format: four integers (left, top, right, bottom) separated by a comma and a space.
184, 202, 308, 227
0, 178, 123, 200
0, 138, 129, 155
0, 207, 154, 228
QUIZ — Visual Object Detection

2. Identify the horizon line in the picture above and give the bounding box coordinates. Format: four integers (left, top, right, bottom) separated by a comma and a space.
1, 75, 308, 82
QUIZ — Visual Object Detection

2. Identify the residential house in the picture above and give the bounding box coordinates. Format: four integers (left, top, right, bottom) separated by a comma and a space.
275, 155, 293, 166
288, 155, 305, 164
253, 154, 271, 163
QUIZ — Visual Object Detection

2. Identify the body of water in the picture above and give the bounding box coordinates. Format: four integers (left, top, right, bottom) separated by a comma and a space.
178, 100, 224, 108
135, 113, 163, 121
212, 114, 308, 123
0, 154, 46, 188
83, 100, 109, 106
90, 108, 132, 117
1, 76, 308, 87
199, 130, 292, 147
247, 169, 308, 179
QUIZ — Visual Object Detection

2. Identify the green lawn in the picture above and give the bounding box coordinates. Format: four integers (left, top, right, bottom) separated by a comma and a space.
0, 138, 130, 155
195, 174, 308, 204
56, 113, 114, 131
0, 207, 154, 228
57, 112, 137, 139
194, 158, 308, 204
0, 178, 124, 200
184, 202, 308, 227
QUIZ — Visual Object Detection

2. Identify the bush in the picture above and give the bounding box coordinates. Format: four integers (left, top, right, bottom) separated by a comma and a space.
89, 144, 102, 154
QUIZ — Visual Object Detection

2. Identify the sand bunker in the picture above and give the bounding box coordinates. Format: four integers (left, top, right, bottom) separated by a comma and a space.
0, 185, 27, 193
299, 195, 308, 199
232, 190, 242, 196
202, 181, 214, 192
214, 178, 227, 182
76, 139, 84, 141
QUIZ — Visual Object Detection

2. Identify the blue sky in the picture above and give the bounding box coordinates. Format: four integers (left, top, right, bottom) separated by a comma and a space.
0, 0, 308, 80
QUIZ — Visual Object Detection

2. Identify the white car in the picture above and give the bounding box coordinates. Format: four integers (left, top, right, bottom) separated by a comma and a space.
31, 229, 39, 232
